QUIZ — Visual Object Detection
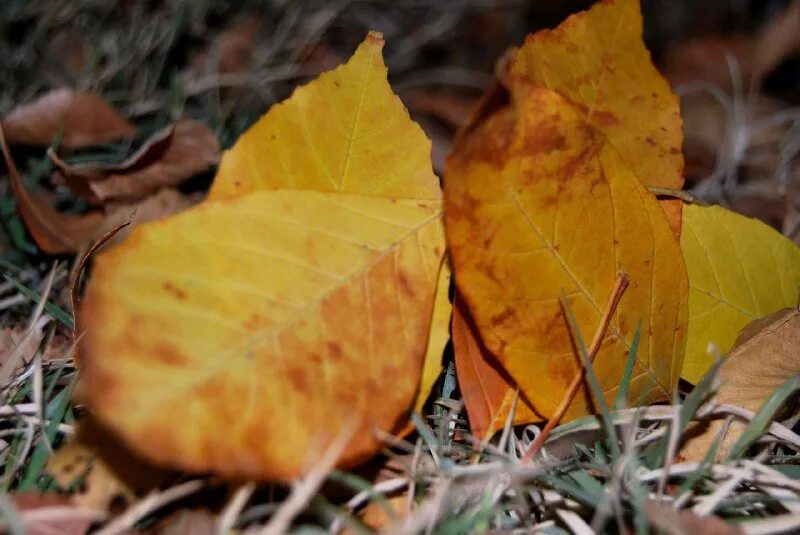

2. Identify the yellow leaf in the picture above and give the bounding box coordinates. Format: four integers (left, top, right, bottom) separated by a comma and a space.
510, 0, 684, 190
681, 308, 800, 461
680, 204, 800, 383
413, 260, 452, 414
80, 191, 444, 480
79, 34, 446, 480
445, 84, 688, 420
208, 31, 439, 201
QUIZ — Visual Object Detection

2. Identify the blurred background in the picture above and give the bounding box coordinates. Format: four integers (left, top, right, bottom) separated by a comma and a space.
0, 0, 798, 265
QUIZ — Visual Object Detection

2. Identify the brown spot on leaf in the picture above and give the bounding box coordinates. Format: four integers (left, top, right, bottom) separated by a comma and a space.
591, 110, 619, 128
163, 282, 187, 300
287, 367, 308, 392
397, 271, 415, 297
326, 342, 344, 361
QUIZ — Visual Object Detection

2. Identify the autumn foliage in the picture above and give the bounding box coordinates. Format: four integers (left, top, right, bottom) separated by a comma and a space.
3, 0, 796, 482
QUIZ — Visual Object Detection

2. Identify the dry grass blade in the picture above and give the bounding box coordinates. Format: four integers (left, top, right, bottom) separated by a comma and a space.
93, 480, 205, 535
258, 421, 357, 534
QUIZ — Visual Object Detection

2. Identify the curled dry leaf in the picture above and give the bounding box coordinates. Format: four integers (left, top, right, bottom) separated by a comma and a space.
452, 294, 540, 439
0, 124, 104, 254
52, 118, 220, 204
681, 308, 800, 462
680, 204, 800, 383
445, 84, 688, 421
79, 33, 446, 480
1, 89, 135, 149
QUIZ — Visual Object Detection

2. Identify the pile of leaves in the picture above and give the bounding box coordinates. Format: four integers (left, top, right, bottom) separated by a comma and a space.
0, 0, 799, 533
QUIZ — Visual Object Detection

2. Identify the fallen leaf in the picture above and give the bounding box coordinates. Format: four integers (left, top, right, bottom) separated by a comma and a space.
98, 188, 199, 247
680, 204, 800, 383
80, 191, 444, 480
510, 0, 684, 191
79, 33, 446, 480
1, 89, 135, 149
208, 32, 441, 202
0, 124, 104, 254
147, 509, 216, 535
196, 15, 261, 76
452, 294, 541, 439
352, 495, 409, 533
645, 501, 744, 535
52, 118, 220, 204
445, 84, 688, 421
681, 308, 800, 462
413, 260, 452, 414
9, 493, 95, 535
46, 417, 171, 511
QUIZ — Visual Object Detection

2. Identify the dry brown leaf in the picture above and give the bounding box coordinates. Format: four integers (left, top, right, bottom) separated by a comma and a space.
1, 89, 135, 149
452, 294, 541, 440
52, 118, 220, 204
9, 493, 94, 535
681, 308, 800, 462
97, 188, 199, 247
1, 123, 104, 254
146, 509, 216, 535
646, 501, 744, 535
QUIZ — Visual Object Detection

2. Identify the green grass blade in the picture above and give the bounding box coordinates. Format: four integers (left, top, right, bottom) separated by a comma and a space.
614, 323, 641, 411
726, 374, 800, 461
561, 295, 621, 460
2, 274, 73, 328
17, 374, 77, 491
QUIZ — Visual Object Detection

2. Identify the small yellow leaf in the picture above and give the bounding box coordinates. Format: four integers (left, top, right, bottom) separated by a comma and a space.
510, 0, 684, 190
413, 260, 452, 414
680, 204, 800, 383
445, 84, 688, 420
208, 31, 439, 201
80, 191, 444, 480
681, 308, 800, 462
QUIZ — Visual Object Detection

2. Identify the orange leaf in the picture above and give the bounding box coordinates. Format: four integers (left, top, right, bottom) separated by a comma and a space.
1, 89, 135, 149
445, 84, 688, 421
452, 294, 541, 439
510, 0, 684, 191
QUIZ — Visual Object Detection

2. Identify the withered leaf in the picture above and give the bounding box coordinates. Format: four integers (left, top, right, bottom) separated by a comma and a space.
1, 89, 135, 149
52, 118, 220, 204
681, 308, 800, 462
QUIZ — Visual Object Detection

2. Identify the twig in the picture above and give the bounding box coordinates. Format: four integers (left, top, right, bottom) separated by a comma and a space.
521, 273, 630, 463
217, 481, 256, 534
